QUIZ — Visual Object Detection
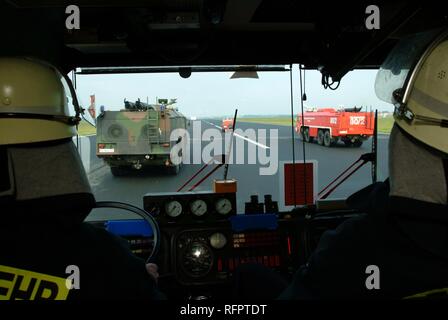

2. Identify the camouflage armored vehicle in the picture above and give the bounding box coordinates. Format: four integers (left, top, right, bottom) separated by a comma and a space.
96, 98, 188, 176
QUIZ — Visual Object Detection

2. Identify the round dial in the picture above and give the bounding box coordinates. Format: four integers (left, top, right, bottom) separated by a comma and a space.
215, 198, 232, 215
209, 232, 227, 249
190, 199, 207, 217
165, 200, 182, 218
181, 241, 213, 277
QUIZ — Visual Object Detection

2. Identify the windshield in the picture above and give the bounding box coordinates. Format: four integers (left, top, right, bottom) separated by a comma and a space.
374, 29, 441, 104
74, 66, 392, 221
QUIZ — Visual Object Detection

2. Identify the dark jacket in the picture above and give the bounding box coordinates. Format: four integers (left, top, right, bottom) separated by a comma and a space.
279, 181, 448, 299
0, 220, 165, 300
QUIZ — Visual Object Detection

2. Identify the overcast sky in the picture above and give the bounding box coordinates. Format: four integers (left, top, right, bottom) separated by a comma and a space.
75, 64, 393, 119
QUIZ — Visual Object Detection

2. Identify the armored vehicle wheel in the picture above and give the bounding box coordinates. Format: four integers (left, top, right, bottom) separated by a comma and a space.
323, 130, 332, 147
317, 130, 324, 145
111, 166, 126, 177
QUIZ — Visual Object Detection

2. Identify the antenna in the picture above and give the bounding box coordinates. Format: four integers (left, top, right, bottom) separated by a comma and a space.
177, 108, 238, 192
372, 109, 378, 183
223, 109, 238, 180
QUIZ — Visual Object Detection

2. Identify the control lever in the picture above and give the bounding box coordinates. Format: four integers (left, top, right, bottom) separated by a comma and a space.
318, 152, 375, 200
177, 109, 238, 192
264, 194, 279, 213
245, 195, 264, 214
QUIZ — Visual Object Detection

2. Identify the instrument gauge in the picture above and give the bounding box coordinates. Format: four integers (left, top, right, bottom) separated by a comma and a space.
181, 241, 213, 277
165, 200, 182, 218
210, 232, 227, 249
215, 198, 232, 215
190, 199, 207, 217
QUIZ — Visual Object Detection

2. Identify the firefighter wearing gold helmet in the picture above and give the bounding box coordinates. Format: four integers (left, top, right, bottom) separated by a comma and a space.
392, 30, 448, 155
0, 57, 164, 300
278, 30, 448, 300
0, 57, 80, 145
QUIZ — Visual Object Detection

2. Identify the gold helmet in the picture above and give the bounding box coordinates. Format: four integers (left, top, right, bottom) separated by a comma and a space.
375, 29, 448, 154
0, 57, 80, 145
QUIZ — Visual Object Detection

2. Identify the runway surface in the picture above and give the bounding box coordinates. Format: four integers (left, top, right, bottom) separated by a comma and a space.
86, 120, 389, 220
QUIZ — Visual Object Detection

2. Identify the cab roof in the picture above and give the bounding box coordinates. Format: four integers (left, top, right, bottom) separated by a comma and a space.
1, 1, 447, 81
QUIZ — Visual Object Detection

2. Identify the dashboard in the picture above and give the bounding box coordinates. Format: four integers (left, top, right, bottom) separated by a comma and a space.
90, 191, 361, 299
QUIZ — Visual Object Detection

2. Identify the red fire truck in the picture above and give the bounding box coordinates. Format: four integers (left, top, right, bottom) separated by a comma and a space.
221, 118, 234, 132
295, 107, 374, 147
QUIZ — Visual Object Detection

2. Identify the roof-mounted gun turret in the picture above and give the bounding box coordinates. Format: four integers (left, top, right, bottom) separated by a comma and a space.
157, 98, 177, 108
124, 98, 155, 111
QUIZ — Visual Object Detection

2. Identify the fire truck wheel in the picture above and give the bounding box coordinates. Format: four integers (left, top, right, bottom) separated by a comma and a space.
317, 130, 324, 145
299, 127, 304, 140
323, 130, 332, 147
352, 140, 363, 148
304, 127, 313, 143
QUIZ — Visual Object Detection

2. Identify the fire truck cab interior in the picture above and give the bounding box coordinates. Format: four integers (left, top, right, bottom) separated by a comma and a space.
1, 1, 448, 301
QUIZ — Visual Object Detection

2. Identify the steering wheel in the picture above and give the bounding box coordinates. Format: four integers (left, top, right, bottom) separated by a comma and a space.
94, 201, 161, 263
